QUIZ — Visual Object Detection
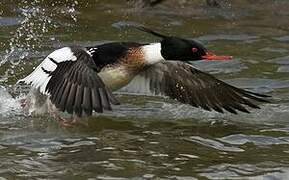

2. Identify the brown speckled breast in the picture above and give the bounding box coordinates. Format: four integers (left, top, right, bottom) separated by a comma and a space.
98, 47, 148, 91
120, 47, 147, 73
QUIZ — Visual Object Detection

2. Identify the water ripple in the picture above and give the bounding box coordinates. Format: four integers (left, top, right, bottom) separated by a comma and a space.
267, 55, 289, 65
218, 134, 289, 146
0, 17, 22, 26
197, 34, 259, 42
200, 163, 289, 179
273, 35, 289, 42
184, 136, 244, 152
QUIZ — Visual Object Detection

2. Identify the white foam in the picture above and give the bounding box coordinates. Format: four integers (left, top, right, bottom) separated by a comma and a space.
0, 86, 21, 117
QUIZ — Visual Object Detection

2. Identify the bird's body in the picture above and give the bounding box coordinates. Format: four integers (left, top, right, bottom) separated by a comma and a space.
89, 43, 144, 91
18, 26, 270, 123
97, 43, 148, 91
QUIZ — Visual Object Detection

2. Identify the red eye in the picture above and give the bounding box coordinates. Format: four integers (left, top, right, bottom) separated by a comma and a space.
192, 48, 198, 52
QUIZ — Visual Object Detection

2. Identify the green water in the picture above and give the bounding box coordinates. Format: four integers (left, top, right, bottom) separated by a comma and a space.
1, 0, 289, 179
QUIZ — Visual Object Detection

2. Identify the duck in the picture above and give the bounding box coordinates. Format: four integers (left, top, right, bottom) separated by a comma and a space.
18, 25, 270, 124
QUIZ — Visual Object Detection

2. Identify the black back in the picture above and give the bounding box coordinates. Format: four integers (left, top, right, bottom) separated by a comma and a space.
86, 42, 145, 70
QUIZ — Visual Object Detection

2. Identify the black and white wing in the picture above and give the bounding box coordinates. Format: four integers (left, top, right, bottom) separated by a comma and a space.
18, 47, 119, 116
121, 61, 270, 114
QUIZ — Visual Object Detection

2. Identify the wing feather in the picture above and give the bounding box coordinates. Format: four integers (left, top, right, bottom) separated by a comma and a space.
19, 47, 119, 117
121, 61, 270, 114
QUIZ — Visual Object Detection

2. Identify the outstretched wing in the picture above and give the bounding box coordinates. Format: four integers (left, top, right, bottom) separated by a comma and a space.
18, 47, 119, 116
121, 61, 270, 114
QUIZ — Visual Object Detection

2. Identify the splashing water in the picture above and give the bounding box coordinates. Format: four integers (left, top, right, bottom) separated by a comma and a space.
0, 0, 79, 74
0, 85, 22, 117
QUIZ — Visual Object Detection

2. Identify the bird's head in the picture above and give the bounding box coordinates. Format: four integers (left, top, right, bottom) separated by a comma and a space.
129, 25, 232, 61
160, 36, 232, 61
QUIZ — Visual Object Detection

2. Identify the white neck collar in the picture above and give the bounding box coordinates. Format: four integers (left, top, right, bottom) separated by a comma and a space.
142, 43, 164, 65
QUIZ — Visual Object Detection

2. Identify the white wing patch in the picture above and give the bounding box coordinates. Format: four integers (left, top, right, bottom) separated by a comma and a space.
18, 47, 77, 94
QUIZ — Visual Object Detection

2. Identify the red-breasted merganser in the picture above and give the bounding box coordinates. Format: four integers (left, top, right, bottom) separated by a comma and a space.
18, 26, 269, 123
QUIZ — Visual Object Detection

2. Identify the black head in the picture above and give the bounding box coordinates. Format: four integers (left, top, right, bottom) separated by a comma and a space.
128, 25, 232, 61
160, 37, 208, 61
